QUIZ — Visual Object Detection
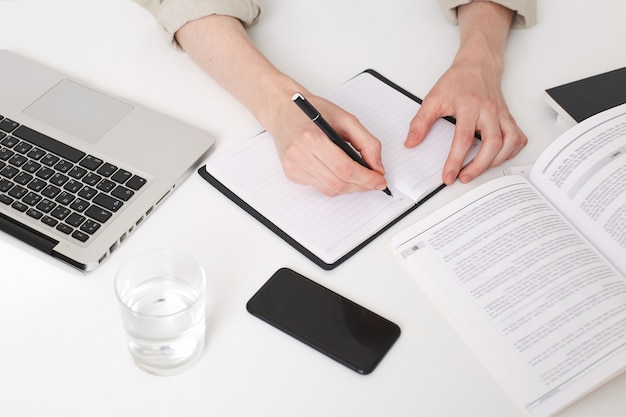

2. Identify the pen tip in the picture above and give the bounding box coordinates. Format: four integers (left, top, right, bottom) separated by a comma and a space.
384, 187, 393, 197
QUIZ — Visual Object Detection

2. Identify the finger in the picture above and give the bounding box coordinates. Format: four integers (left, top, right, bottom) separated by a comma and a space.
442, 113, 480, 184
331, 112, 385, 175
457, 114, 503, 183
489, 117, 528, 166
405, 99, 442, 148
316, 138, 388, 195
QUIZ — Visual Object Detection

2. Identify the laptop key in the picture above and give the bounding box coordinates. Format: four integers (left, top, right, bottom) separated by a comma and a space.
11, 201, 27, 212
96, 179, 115, 192
49, 172, 69, 186
26, 147, 45, 160
35, 166, 55, 180
26, 208, 43, 220
96, 162, 117, 177
14, 141, 33, 154
22, 192, 42, 206
68, 165, 87, 179
0, 194, 13, 205
22, 160, 41, 173
0, 118, 18, 133
78, 185, 97, 200
82, 172, 101, 186
13, 172, 32, 185
36, 198, 56, 213
63, 179, 82, 193
72, 230, 89, 242
55, 191, 75, 206
1, 165, 18, 178
54, 159, 73, 173
79, 155, 103, 171
56, 223, 73, 235
70, 198, 89, 212
13, 125, 86, 163
93, 193, 123, 212
41, 215, 58, 227
126, 175, 146, 190
8, 185, 27, 199
8, 154, 27, 167
0, 148, 14, 160
51, 206, 70, 221
41, 184, 61, 198
0, 178, 13, 192
85, 205, 112, 223
0, 135, 18, 147
26, 178, 46, 192
80, 219, 101, 234
41, 153, 60, 167
66, 213, 86, 227
111, 185, 134, 201
111, 169, 131, 183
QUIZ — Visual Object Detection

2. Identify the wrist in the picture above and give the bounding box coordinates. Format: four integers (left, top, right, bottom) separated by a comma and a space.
454, 32, 505, 78
253, 71, 308, 128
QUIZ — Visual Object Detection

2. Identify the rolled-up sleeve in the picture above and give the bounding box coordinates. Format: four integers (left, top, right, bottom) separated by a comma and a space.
439, 0, 537, 28
132, 0, 262, 45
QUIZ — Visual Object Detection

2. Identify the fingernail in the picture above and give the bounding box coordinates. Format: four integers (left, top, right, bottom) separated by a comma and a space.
375, 183, 387, 191
459, 174, 471, 183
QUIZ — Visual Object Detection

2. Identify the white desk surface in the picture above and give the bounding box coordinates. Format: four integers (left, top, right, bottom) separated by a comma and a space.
1, 1, 625, 416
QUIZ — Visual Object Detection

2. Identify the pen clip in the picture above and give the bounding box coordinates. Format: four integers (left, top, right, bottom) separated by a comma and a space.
292, 93, 320, 120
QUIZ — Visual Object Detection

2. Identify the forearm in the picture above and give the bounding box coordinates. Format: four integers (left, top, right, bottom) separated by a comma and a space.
175, 14, 387, 195
175, 14, 302, 127
455, 2, 514, 77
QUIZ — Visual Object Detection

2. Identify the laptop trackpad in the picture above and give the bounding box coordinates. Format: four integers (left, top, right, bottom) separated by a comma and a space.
23, 79, 133, 143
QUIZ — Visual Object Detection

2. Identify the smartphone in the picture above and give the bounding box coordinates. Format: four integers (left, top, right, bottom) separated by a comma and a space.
246, 268, 401, 374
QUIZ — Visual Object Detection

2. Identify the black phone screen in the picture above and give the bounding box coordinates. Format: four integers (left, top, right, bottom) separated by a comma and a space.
246, 268, 401, 374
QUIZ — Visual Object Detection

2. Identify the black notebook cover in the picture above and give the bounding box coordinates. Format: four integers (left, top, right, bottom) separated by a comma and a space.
544, 67, 626, 125
198, 69, 450, 270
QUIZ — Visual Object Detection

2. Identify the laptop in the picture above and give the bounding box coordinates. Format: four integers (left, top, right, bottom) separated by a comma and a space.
0, 50, 215, 271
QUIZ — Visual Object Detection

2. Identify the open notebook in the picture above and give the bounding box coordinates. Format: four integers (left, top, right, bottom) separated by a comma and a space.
199, 70, 480, 269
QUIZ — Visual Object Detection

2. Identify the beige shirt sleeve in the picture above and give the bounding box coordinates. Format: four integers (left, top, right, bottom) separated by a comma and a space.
438, 0, 537, 28
131, 0, 262, 45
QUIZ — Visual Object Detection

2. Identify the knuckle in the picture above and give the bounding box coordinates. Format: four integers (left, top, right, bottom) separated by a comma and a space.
341, 112, 360, 126
333, 161, 356, 181
321, 179, 346, 197
457, 130, 477, 146
282, 143, 302, 162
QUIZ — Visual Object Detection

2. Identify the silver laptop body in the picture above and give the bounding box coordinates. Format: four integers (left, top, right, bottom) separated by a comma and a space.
0, 50, 215, 271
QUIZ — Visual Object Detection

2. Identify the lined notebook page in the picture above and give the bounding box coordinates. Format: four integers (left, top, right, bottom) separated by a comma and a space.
205, 71, 461, 264
332, 74, 468, 200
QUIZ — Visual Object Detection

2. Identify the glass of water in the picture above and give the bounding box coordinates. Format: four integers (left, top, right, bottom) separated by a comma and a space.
114, 248, 206, 376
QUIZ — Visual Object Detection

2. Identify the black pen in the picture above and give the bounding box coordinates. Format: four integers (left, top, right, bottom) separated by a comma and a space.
292, 93, 392, 196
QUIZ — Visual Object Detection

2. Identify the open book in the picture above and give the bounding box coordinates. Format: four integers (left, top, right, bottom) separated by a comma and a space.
199, 70, 479, 269
390, 103, 626, 417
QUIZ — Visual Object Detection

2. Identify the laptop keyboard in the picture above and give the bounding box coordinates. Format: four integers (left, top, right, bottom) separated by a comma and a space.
0, 115, 146, 244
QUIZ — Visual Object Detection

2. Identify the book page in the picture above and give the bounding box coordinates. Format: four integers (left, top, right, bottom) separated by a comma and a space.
390, 176, 626, 417
530, 103, 626, 276
205, 71, 476, 264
